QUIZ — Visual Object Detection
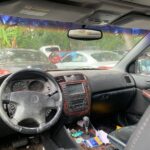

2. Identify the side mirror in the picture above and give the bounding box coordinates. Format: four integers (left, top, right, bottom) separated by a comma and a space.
136, 56, 150, 75
68, 29, 102, 40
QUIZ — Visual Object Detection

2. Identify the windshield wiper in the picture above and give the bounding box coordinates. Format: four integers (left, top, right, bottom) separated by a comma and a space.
68, 68, 98, 70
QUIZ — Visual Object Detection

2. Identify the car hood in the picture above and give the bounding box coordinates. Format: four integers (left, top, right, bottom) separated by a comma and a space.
0, 61, 56, 73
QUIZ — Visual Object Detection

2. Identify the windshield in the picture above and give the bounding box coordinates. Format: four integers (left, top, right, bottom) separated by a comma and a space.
0, 15, 147, 74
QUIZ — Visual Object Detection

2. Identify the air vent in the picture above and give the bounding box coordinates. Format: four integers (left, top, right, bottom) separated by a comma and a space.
75, 74, 85, 80
55, 76, 65, 83
124, 75, 131, 83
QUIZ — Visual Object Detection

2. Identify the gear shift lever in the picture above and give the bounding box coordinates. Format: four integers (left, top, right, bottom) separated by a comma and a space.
83, 116, 90, 134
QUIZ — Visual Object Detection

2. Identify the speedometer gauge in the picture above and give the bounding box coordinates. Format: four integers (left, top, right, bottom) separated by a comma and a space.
11, 81, 27, 92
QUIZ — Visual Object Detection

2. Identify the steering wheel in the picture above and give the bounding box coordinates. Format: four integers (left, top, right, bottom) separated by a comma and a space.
0, 69, 63, 134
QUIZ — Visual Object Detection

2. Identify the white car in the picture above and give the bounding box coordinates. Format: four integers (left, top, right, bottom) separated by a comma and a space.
56, 51, 121, 69
40, 45, 60, 57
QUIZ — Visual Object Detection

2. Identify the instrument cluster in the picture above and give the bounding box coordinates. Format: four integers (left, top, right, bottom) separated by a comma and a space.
6, 79, 45, 93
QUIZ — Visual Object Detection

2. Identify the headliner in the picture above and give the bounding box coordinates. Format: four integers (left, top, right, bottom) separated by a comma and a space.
0, 0, 150, 25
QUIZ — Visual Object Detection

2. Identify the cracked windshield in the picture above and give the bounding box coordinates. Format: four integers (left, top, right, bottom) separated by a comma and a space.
0, 15, 147, 75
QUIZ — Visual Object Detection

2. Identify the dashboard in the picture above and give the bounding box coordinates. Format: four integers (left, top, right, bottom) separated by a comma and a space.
2, 69, 136, 118
50, 70, 136, 114
3, 72, 91, 119
0, 69, 136, 137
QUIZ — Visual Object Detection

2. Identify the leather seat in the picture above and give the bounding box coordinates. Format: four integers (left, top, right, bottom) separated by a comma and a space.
109, 125, 136, 144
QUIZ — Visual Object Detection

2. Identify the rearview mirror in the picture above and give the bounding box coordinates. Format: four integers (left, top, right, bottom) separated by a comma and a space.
68, 29, 102, 40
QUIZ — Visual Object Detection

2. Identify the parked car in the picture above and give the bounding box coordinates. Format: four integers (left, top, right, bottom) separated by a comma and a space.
56, 51, 121, 69
40, 45, 60, 57
49, 51, 70, 64
0, 48, 57, 75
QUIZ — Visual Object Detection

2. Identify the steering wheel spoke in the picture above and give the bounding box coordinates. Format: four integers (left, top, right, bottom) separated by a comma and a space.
9, 91, 50, 125
36, 112, 46, 125
46, 98, 60, 109
2, 93, 11, 103
11, 105, 26, 125
12, 104, 46, 125
10, 91, 30, 105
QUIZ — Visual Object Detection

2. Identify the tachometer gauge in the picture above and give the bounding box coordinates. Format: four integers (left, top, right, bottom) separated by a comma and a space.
11, 81, 27, 92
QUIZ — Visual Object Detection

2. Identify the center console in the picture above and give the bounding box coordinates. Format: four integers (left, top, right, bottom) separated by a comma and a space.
55, 73, 91, 117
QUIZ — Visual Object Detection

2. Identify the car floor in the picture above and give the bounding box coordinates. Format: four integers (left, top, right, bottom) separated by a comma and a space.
0, 134, 43, 150
91, 114, 117, 134
0, 144, 43, 150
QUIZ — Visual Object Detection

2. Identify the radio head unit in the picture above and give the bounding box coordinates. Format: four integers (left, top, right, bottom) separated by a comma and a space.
55, 73, 91, 117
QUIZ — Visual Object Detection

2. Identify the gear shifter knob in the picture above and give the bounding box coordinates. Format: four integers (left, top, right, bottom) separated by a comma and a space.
83, 116, 90, 127
83, 116, 90, 134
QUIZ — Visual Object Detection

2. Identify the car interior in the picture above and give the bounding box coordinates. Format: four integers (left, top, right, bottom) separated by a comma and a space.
0, 0, 150, 150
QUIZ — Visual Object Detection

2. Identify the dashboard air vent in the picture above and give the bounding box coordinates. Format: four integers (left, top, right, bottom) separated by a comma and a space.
55, 76, 65, 83
75, 74, 85, 80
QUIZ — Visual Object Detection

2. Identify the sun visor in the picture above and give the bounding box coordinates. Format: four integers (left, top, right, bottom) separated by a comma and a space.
0, 0, 93, 22
111, 12, 150, 30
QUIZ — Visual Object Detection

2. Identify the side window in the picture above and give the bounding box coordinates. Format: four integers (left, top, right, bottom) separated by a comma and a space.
92, 52, 121, 62
62, 55, 73, 62
46, 47, 59, 52
73, 54, 87, 62
62, 53, 87, 63
136, 47, 150, 75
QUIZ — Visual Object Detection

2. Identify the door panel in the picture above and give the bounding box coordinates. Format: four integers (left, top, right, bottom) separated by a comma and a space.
125, 74, 150, 124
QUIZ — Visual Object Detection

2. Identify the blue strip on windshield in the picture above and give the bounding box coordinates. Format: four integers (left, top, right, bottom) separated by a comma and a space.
0, 15, 148, 35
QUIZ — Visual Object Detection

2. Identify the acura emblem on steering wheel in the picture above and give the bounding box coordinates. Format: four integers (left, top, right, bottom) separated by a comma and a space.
31, 95, 39, 104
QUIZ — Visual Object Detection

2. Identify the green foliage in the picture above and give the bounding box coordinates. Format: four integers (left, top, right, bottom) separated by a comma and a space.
0, 25, 144, 52
0, 26, 19, 47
